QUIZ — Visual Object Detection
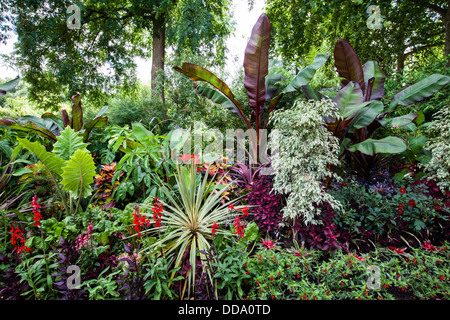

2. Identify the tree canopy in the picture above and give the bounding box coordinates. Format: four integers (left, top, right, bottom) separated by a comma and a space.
2, 0, 234, 110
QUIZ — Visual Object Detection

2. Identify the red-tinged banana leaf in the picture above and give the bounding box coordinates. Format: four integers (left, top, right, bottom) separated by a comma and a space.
61, 109, 70, 127
0, 118, 58, 141
388, 74, 450, 111
334, 39, 365, 92
380, 113, 418, 128
363, 61, 385, 100
173, 63, 250, 128
347, 100, 384, 132
348, 136, 407, 156
243, 13, 271, 128
333, 81, 364, 119
195, 85, 249, 126
82, 116, 108, 142
70, 92, 83, 131
0, 76, 20, 97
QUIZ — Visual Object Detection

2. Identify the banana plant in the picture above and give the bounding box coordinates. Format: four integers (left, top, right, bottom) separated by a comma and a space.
17, 126, 96, 216
0, 76, 20, 97
1, 92, 108, 142
174, 13, 328, 163
315, 39, 450, 178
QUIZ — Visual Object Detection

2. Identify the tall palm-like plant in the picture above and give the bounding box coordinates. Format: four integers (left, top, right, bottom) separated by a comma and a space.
141, 158, 245, 297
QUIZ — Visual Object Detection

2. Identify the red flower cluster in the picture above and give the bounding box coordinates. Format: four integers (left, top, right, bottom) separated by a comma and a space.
230, 205, 249, 239
179, 153, 201, 164
211, 222, 219, 238
152, 197, 163, 228
262, 239, 275, 249
132, 205, 151, 237
31, 194, 42, 227
399, 187, 406, 194
9, 224, 30, 254
408, 199, 416, 207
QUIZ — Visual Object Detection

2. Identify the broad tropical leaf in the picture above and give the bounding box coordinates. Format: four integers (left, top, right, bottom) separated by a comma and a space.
348, 100, 384, 131
53, 126, 89, 160
265, 59, 283, 100
173, 63, 250, 128
363, 61, 385, 100
0, 76, 20, 97
243, 13, 271, 125
283, 54, 329, 93
333, 81, 364, 118
82, 116, 108, 141
389, 74, 450, 111
0, 118, 58, 141
61, 149, 96, 198
381, 113, 418, 128
334, 39, 365, 92
17, 138, 65, 176
348, 136, 407, 155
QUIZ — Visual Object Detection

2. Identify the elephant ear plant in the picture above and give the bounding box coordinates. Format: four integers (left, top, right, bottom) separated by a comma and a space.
174, 13, 328, 163
17, 126, 96, 217
315, 39, 450, 178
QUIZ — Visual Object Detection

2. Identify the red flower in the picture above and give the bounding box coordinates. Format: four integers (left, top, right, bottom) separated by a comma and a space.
389, 246, 407, 254
31, 194, 42, 227
434, 204, 440, 211
398, 203, 404, 209
179, 154, 191, 162
9, 224, 31, 254
242, 206, 249, 217
212, 222, 219, 238
399, 187, 406, 194
408, 200, 416, 207
423, 241, 439, 252
262, 239, 275, 249
228, 204, 235, 210
398, 208, 403, 215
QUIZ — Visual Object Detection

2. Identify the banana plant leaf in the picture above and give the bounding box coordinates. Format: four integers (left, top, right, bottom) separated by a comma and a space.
70, 93, 83, 131
243, 13, 272, 126
388, 74, 450, 111
265, 59, 283, 101
380, 113, 418, 128
333, 81, 364, 118
0, 118, 58, 141
0, 76, 20, 97
334, 39, 365, 92
363, 61, 385, 100
348, 100, 384, 132
348, 136, 407, 155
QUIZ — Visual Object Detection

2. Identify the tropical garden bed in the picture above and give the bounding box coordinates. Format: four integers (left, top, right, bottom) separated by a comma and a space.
1, 11, 450, 301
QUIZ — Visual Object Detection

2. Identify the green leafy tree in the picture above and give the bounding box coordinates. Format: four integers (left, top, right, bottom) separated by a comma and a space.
266, 0, 449, 75
3, 0, 234, 110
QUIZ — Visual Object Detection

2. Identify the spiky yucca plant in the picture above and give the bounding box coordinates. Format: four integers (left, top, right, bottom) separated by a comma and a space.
141, 158, 245, 298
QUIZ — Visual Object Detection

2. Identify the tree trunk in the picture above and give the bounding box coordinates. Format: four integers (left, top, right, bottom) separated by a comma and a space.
151, 14, 166, 114
444, 8, 450, 67
397, 51, 405, 75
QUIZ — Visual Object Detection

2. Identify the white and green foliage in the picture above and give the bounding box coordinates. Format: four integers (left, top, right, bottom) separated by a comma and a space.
17, 128, 96, 214
423, 106, 450, 191
269, 99, 342, 224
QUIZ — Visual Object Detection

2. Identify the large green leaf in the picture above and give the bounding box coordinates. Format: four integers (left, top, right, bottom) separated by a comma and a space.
283, 54, 329, 93
265, 59, 283, 100
82, 116, 108, 142
0, 118, 58, 141
17, 138, 65, 176
363, 61, 385, 100
53, 126, 89, 160
334, 39, 365, 92
389, 74, 450, 111
333, 81, 364, 118
348, 136, 407, 155
61, 149, 96, 198
407, 135, 427, 154
380, 113, 418, 128
348, 100, 384, 131
0, 76, 20, 97
132, 122, 154, 146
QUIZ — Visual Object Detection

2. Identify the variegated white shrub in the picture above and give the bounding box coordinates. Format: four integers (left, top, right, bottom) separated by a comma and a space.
268, 98, 342, 224
423, 106, 450, 192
